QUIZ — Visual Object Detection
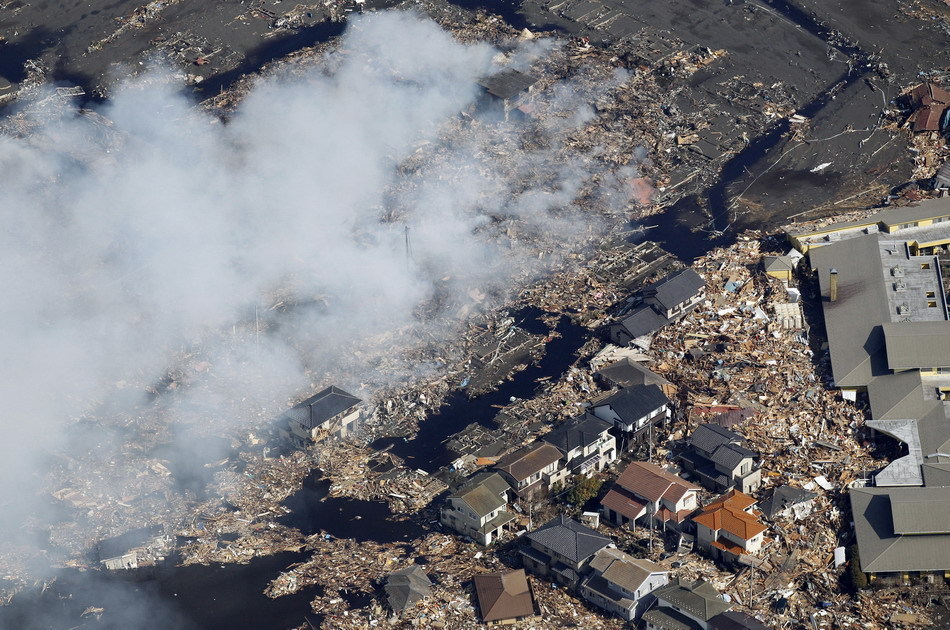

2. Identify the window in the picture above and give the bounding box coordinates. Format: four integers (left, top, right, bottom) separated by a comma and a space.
922, 263, 932, 270
927, 291, 936, 298
929, 301, 938, 308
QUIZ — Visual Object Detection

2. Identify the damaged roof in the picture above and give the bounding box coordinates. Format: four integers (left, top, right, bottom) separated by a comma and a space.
478, 68, 538, 100
612, 461, 698, 503
595, 357, 670, 389
385, 566, 432, 612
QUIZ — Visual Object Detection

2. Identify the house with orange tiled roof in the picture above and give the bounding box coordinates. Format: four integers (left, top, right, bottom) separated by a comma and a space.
691, 490, 768, 565
600, 461, 700, 532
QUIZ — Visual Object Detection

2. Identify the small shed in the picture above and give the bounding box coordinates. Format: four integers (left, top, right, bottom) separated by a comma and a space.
762, 255, 795, 282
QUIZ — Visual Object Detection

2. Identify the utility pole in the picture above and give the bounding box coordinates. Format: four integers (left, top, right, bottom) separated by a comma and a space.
404, 225, 412, 270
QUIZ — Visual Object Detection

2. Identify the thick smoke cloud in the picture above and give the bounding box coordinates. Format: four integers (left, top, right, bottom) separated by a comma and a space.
0, 10, 639, 624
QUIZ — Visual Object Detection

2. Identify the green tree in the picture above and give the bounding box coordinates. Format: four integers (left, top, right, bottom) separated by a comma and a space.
566, 475, 603, 506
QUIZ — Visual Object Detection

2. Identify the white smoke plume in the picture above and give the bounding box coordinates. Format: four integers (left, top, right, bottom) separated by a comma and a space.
0, 9, 643, 615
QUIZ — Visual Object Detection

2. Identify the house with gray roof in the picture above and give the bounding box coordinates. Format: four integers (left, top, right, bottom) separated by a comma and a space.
595, 358, 672, 393
579, 547, 668, 621
850, 486, 950, 576
279, 385, 362, 447
642, 579, 732, 630
610, 269, 706, 346
542, 414, 617, 476
679, 424, 761, 494
708, 611, 773, 630
384, 566, 432, 613
495, 442, 566, 498
520, 515, 613, 589
440, 472, 515, 545
590, 384, 671, 451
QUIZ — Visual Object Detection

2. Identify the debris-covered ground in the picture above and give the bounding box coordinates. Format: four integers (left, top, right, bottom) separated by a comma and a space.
4, 0, 950, 628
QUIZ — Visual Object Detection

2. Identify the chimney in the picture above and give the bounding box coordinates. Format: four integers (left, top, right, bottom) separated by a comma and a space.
829, 268, 838, 302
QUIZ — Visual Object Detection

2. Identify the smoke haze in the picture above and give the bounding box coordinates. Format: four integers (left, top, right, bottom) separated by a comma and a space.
0, 10, 643, 625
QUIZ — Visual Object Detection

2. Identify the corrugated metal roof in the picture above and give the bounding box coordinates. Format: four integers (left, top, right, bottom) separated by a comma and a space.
851, 487, 950, 573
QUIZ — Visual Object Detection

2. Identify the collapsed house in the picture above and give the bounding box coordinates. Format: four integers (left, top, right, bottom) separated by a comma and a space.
96, 525, 169, 570
384, 566, 432, 614
476, 68, 539, 120
278, 385, 362, 448
903, 82, 950, 133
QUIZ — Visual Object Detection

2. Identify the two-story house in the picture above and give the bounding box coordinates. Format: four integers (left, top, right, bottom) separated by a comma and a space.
440, 472, 515, 545
601, 461, 699, 531
495, 442, 566, 498
610, 269, 706, 346
520, 515, 613, 588
642, 579, 732, 630
579, 547, 668, 621
542, 414, 617, 476
590, 385, 671, 452
679, 424, 761, 494
691, 490, 768, 565
279, 385, 361, 448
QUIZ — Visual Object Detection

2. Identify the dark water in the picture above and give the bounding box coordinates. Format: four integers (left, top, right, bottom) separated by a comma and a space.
0, 551, 323, 630
278, 472, 424, 543
371, 307, 588, 471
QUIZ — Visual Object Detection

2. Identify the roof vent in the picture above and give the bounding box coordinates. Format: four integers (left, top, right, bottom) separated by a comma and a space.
865, 225, 879, 234
898, 303, 910, 315
892, 266, 905, 277
893, 280, 906, 292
